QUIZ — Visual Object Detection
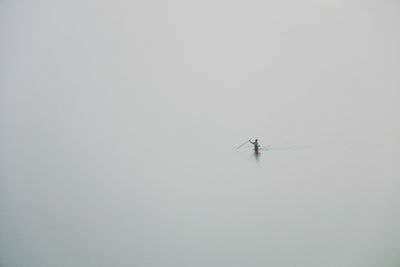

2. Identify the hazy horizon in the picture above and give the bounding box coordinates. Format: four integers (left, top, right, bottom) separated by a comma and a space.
1, 0, 400, 266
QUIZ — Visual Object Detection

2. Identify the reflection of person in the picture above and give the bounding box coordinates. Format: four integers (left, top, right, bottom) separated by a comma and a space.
249, 139, 259, 153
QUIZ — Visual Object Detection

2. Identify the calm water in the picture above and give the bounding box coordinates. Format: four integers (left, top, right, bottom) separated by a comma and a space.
1, 1, 400, 266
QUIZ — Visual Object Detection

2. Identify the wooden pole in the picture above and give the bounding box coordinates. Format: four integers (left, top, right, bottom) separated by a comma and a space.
236, 140, 250, 149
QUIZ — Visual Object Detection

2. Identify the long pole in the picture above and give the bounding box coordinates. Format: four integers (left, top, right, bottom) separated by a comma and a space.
236, 140, 250, 149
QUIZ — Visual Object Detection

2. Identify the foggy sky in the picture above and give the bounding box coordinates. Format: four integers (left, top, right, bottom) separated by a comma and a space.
1, 0, 400, 266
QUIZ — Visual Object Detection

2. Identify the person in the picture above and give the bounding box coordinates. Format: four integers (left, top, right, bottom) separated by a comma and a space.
249, 139, 259, 153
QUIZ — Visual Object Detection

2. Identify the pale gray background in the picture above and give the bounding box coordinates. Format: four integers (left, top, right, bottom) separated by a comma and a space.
1, 0, 400, 266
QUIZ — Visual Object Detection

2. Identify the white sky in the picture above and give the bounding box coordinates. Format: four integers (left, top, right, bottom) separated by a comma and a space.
1, 1, 400, 266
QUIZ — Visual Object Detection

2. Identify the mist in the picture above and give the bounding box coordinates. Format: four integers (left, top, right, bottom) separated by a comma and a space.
1, 0, 400, 266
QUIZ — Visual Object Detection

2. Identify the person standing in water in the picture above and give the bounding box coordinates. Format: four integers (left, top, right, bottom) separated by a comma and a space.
249, 139, 259, 153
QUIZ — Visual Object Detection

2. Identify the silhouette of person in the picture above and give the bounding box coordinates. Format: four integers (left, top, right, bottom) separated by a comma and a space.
249, 139, 259, 153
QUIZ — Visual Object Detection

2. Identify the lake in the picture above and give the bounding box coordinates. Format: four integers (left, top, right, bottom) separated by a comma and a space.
1, 0, 400, 266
